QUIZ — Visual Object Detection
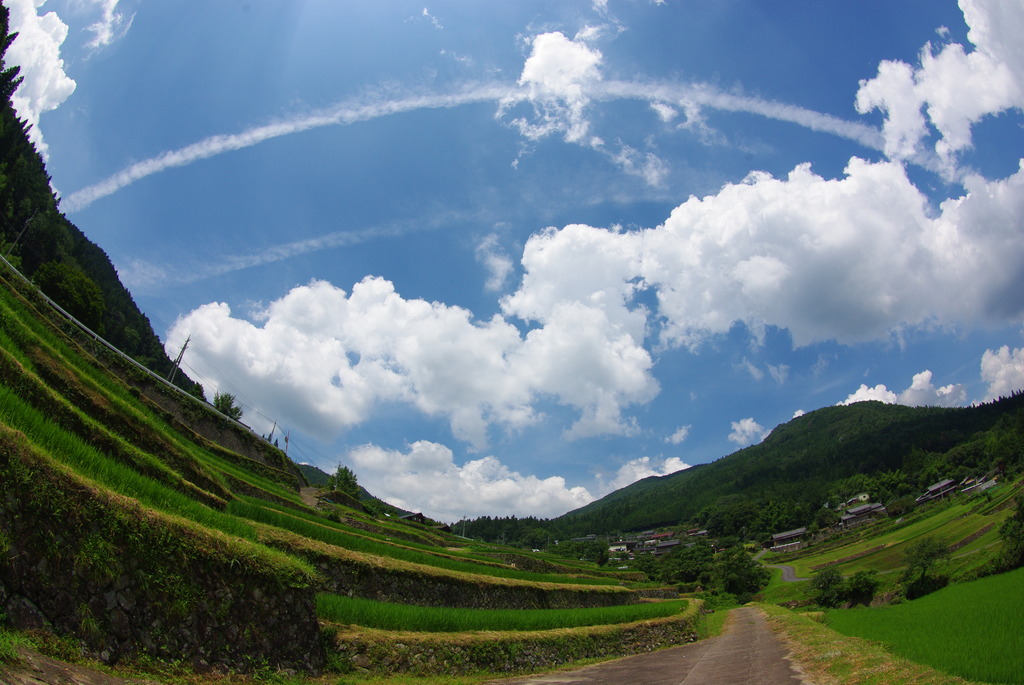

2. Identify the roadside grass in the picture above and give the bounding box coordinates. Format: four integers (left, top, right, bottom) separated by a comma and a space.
696, 607, 730, 639
824, 567, 1024, 685
317, 595, 687, 632
0, 626, 31, 664
760, 604, 984, 685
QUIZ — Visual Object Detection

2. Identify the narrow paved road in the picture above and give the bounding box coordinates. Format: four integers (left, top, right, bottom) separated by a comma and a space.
487, 606, 807, 684
769, 564, 808, 582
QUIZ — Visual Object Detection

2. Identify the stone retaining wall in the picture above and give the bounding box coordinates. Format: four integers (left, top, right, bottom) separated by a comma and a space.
328, 609, 703, 676
0, 429, 324, 674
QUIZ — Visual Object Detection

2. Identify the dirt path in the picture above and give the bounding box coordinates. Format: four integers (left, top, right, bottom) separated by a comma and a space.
488, 606, 808, 684
0, 646, 157, 685
299, 486, 319, 508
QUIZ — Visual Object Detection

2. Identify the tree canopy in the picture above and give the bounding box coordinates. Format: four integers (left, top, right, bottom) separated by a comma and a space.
212, 392, 243, 421
327, 465, 360, 501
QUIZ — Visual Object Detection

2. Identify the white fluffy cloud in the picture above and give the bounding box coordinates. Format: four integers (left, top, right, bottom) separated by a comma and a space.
839, 369, 967, 408
507, 31, 603, 144
840, 383, 898, 405
169, 274, 658, 448
505, 31, 675, 187
647, 158, 1018, 349
172, 155, 1024, 454
173, 278, 531, 448
665, 425, 691, 445
728, 417, 767, 446
84, 0, 133, 49
899, 370, 968, 407
855, 0, 1024, 173
504, 157, 1024, 354
347, 441, 593, 522
599, 455, 690, 494
6, 0, 77, 158
980, 345, 1024, 400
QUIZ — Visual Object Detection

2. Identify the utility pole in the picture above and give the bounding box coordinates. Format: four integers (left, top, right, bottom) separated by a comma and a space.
284, 430, 290, 456
167, 335, 190, 383
4, 211, 38, 259
267, 421, 277, 443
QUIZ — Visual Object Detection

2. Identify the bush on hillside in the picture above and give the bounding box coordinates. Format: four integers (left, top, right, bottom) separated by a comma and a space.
713, 547, 769, 601
995, 496, 1024, 572
326, 465, 360, 501
812, 567, 881, 607
901, 536, 950, 599
845, 570, 880, 606
212, 392, 243, 421
811, 567, 844, 608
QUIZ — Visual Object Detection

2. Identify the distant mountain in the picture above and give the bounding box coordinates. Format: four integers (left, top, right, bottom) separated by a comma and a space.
547, 396, 1024, 540
295, 461, 417, 519
296, 462, 331, 486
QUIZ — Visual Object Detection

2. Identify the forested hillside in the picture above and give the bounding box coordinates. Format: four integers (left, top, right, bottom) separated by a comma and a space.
464, 396, 1024, 544
0, 7, 198, 395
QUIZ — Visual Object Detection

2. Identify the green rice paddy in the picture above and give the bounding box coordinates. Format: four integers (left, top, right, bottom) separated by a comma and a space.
825, 566, 1024, 684
317, 594, 688, 632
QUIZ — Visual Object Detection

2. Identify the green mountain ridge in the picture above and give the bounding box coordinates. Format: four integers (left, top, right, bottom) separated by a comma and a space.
460, 397, 1024, 546
552, 397, 1024, 538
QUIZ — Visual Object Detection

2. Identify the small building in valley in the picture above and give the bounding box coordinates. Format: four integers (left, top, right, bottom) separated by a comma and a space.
840, 502, 887, 529
400, 512, 430, 525
769, 526, 808, 551
916, 478, 956, 504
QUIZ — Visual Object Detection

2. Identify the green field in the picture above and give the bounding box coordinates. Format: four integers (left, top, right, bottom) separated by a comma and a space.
317, 595, 688, 632
825, 567, 1024, 684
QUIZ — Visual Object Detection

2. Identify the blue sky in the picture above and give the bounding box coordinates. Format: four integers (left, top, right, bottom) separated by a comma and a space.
9, 0, 1024, 523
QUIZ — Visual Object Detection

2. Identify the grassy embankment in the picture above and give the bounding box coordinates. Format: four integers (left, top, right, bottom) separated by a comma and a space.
0, 266, 688, 679
762, 570, 1024, 685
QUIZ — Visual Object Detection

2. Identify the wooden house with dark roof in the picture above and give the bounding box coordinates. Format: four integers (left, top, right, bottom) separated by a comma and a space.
840, 501, 887, 528
769, 526, 808, 551
916, 478, 956, 504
